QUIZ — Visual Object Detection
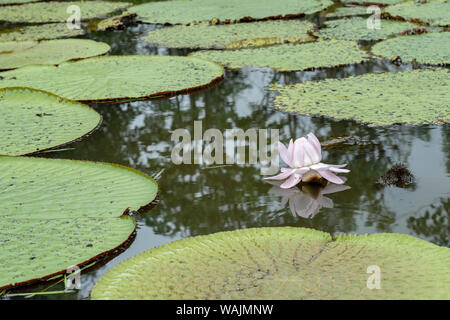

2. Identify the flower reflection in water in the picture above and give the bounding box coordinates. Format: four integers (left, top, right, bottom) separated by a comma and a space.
268, 180, 351, 219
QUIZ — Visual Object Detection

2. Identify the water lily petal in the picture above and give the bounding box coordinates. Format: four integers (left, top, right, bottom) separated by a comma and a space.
264, 169, 296, 181
293, 137, 307, 167
303, 140, 320, 165
280, 172, 303, 188
278, 141, 292, 167
307, 132, 322, 162
287, 139, 294, 163
317, 169, 345, 184
329, 167, 350, 173
310, 163, 331, 171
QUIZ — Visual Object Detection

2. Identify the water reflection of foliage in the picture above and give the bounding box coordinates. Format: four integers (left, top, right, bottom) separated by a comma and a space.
408, 198, 449, 247
38, 37, 447, 243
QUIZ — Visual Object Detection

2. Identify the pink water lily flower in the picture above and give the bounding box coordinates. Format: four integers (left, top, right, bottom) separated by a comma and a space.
265, 133, 349, 188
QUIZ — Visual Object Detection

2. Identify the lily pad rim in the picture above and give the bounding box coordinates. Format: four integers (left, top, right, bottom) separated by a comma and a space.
0, 155, 160, 290
0, 86, 103, 156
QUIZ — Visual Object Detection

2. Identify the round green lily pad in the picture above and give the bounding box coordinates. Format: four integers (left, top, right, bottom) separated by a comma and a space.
271, 68, 450, 126
90, 227, 450, 299
0, 1, 132, 23
319, 17, 437, 40
190, 40, 368, 71
128, 0, 333, 25
385, 0, 450, 27
0, 87, 101, 156
0, 23, 86, 42
372, 32, 450, 65
142, 20, 316, 49
0, 55, 225, 103
0, 39, 110, 70
0, 156, 158, 290
326, 6, 371, 18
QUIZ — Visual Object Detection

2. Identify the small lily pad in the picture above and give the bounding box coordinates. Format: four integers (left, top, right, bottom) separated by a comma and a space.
319, 17, 438, 40
142, 20, 316, 49
0, 23, 86, 42
0, 156, 158, 290
0, 55, 225, 103
129, 0, 333, 25
190, 40, 368, 71
0, 39, 110, 70
271, 68, 450, 126
0, 87, 101, 156
90, 227, 450, 299
385, 0, 450, 27
0, 1, 132, 23
372, 32, 450, 65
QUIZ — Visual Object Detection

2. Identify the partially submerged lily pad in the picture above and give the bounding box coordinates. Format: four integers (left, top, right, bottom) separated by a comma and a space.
128, 0, 333, 25
385, 0, 450, 27
0, 1, 132, 23
0, 55, 224, 103
90, 227, 450, 299
190, 40, 368, 71
142, 20, 316, 49
372, 32, 450, 65
95, 12, 137, 31
0, 23, 86, 42
0, 39, 110, 70
0, 156, 158, 290
319, 17, 438, 40
326, 6, 371, 18
271, 69, 449, 126
0, 87, 101, 156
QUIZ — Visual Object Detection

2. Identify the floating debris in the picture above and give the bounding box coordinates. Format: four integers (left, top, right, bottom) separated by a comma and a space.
377, 163, 415, 187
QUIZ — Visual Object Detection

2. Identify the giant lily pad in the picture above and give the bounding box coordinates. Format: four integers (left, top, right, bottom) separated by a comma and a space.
319, 17, 438, 40
0, 55, 224, 103
0, 87, 101, 156
142, 20, 316, 49
372, 32, 450, 65
90, 227, 450, 299
0, 39, 110, 70
385, 0, 450, 27
0, 156, 158, 290
190, 40, 368, 71
128, 0, 333, 25
271, 69, 450, 126
0, 23, 86, 42
0, 1, 131, 23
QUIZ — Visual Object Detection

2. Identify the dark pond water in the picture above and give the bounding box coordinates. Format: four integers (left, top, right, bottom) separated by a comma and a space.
2, 0, 449, 299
